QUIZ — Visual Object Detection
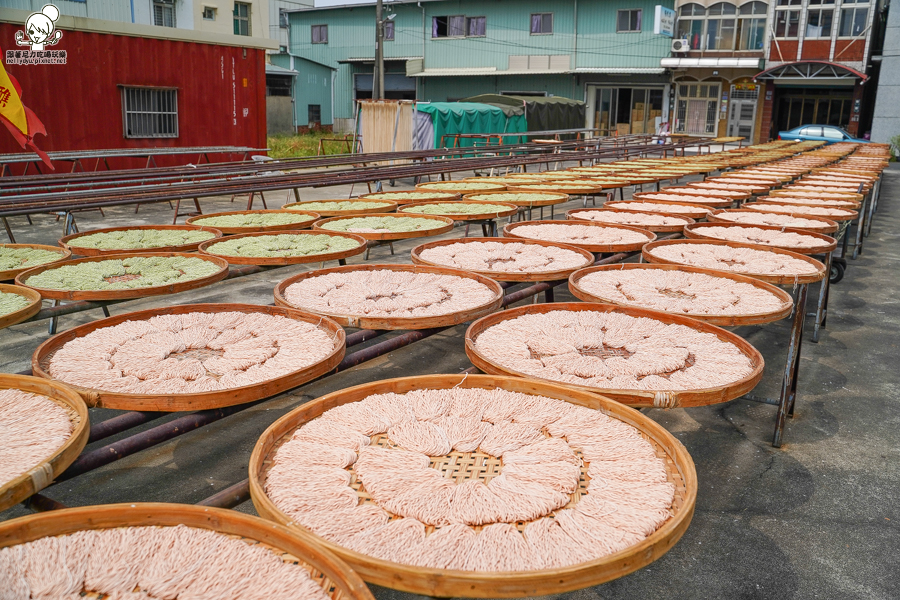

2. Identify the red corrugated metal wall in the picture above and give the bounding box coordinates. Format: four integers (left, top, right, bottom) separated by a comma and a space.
0, 25, 266, 168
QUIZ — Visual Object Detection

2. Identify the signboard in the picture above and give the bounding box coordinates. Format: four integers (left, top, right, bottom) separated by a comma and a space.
654, 6, 676, 37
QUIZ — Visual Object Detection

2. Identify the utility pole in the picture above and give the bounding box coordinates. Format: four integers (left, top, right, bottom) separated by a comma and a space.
374, 0, 385, 100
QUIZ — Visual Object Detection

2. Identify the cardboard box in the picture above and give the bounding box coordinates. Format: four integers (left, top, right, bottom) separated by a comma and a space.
631, 121, 645, 134
616, 123, 631, 136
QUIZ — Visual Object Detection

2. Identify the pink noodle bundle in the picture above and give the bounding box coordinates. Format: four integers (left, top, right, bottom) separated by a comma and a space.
266, 387, 674, 571
46, 311, 337, 395
0, 525, 331, 600
605, 202, 710, 217
570, 210, 690, 227
474, 310, 754, 391
714, 211, 831, 229
0, 389, 73, 486
418, 241, 587, 273
577, 269, 786, 316
746, 203, 855, 218
283, 269, 496, 318
511, 223, 649, 246
647, 243, 818, 275
693, 226, 830, 249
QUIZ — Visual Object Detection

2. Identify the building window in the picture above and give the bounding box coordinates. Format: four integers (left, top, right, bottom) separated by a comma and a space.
153, 0, 176, 27
617, 9, 642, 32
806, 0, 834, 38
531, 13, 553, 34
121, 87, 178, 139
467, 16, 486, 37
233, 2, 250, 36
309, 104, 322, 123
705, 3, 736, 50
312, 24, 328, 43
774, 0, 801, 38
202, 6, 216, 21
676, 3, 705, 49
279, 8, 289, 28
384, 20, 394, 40
839, 0, 869, 37
674, 83, 720, 135
432, 15, 466, 37
737, 2, 767, 50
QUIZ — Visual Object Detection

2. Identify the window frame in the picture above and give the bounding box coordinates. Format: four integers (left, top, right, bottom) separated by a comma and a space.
432, 14, 484, 38
153, 0, 176, 28
838, 4, 870, 38
233, 2, 250, 36
805, 7, 834, 38
308, 104, 322, 124
705, 2, 737, 51
736, 1, 767, 50
311, 24, 328, 44
466, 16, 486, 37
278, 8, 289, 28
202, 6, 216, 21
774, 7, 801, 38
120, 86, 179, 139
384, 19, 395, 41
530, 13, 553, 35
616, 9, 643, 33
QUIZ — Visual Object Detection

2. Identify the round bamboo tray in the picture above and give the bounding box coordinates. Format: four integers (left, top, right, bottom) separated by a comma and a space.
462, 190, 569, 208
58, 225, 223, 256
274, 263, 504, 330
708, 209, 838, 234
660, 187, 753, 202
0, 374, 89, 512
754, 196, 859, 209
503, 220, 655, 253
398, 201, 519, 221
198, 230, 367, 266
359, 190, 462, 203
698, 178, 777, 192
790, 183, 871, 193
416, 182, 507, 193
642, 239, 826, 285
249, 374, 697, 597
314, 213, 455, 242
0, 502, 375, 600
0, 283, 42, 329
569, 178, 630, 189
31, 303, 346, 411
568, 263, 793, 327
507, 183, 604, 195
186, 209, 320, 234
15, 252, 230, 302
566, 208, 695, 233
604, 200, 712, 220
716, 172, 791, 183
683, 222, 837, 255
465, 303, 764, 408
282, 199, 399, 216
411, 237, 595, 282
0, 243, 71, 281
632, 192, 734, 209
744, 202, 858, 222
769, 190, 863, 203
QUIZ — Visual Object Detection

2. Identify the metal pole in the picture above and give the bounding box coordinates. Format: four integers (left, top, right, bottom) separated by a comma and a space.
374, 0, 385, 100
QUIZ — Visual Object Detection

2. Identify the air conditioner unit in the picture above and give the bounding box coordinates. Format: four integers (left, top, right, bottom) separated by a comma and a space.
671, 39, 691, 52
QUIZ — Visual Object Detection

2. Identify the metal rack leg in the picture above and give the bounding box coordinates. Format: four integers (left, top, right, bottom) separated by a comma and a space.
852, 194, 868, 259
812, 253, 832, 343
773, 283, 809, 448
865, 187, 877, 237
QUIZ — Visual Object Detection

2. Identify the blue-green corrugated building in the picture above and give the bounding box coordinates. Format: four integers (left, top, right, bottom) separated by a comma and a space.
274, 0, 675, 133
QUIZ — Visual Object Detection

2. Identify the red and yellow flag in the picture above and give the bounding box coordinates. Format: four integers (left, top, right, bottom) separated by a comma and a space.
0, 52, 52, 169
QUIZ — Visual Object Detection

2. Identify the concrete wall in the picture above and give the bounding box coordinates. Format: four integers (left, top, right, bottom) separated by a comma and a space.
267, 95, 295, 134
871, 4, 900, 144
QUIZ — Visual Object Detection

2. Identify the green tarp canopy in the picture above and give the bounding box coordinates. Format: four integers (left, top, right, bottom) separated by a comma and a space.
461, 95, 587, 134
415, 102, 527, 149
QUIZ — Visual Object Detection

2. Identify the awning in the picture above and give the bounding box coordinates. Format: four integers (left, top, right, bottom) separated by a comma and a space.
341, 56, 423, 63
408, 67, 664, 77
660, 57, 764, 69
574, 67, 666, 74
265, 63, 298, 76
753, 61, 868, 83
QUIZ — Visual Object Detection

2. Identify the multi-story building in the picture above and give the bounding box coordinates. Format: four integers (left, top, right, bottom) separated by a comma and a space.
277, 0, 677, 133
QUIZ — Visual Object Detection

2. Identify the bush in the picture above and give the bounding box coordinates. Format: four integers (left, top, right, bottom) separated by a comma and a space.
266, 132, 354, 159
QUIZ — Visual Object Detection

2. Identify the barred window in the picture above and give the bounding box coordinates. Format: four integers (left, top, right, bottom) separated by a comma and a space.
153, 0, 175, 27
121, 87, 178, 139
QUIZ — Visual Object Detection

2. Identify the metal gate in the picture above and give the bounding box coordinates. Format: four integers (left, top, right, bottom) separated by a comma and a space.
727, 85, 759, 139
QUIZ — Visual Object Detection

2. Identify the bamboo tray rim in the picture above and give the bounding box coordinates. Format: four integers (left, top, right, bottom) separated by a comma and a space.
641, 238, 826, 284
358, 191, 462, 202
198, 230, 367, 266
0, 374, 89, 513
754, 196, 859, 209
744, 202, 858, 221
0, 283, 42, 330
631, 192, 734, 208
411, 237, 595, 282
502, 219, 656, 253
604, 200, 713, 218
31, 303, 346, 411
568, 263, 794, 326
0, 243, 72, 281
397, 200, 520, 221
282, 200, 399, 216
506, 184, 605, 194
416, 182, 508, 192
708, 209, 838, 233
58, 225, 224, 256
185, 209, 320, 234
462, 191, 570, 207
313, 213, 455, 241
273, 263, 505, 330
566, 208, 695, 233
656, 187, 753, 199
248, 373, 698, 598
464, 303, 765, 408
0, 502, 375, 600
683, 222, 837, 255
14, 252, 230, 301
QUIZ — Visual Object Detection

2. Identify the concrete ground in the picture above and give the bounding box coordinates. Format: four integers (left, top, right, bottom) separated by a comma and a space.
1, 163, 898, 600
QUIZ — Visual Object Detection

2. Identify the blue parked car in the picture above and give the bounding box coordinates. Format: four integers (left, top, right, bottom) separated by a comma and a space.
777, 125, 869, 144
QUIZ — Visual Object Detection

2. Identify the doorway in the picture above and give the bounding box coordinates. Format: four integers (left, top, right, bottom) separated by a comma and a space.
727, 84, 759, 139
590, 87, 664, 136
